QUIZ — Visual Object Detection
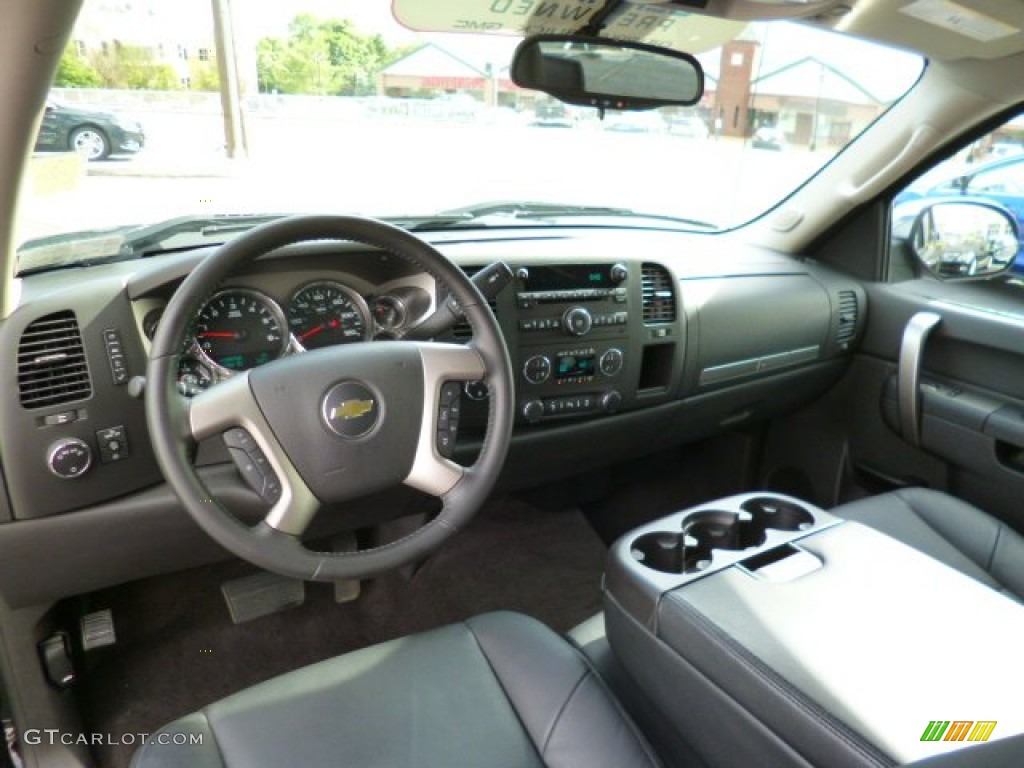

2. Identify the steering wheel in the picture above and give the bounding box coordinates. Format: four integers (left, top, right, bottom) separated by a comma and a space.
146, 215, 514, 581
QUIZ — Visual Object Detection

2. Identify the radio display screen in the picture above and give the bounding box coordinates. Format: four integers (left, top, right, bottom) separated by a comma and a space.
556, 353, 596, 379
524, 265, 612, 291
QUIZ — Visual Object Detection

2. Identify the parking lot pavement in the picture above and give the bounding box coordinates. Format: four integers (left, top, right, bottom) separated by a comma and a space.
19, 111, 830, 246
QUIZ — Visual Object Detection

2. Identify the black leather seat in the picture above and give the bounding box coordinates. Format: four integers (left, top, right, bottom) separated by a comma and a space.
833, 487, 1024, 599
131, 611, 661, 768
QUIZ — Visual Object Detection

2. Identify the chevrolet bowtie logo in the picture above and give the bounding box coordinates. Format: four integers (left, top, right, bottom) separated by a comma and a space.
331, 398, 375, 421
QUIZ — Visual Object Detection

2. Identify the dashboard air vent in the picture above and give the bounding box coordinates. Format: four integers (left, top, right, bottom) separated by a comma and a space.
641, 263, 676, 324
18, 311, 92, 409
835, 290, 858, 345
451, 267, 498, 341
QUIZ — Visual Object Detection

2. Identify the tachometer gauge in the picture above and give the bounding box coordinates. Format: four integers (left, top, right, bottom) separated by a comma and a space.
194, 289, 288, 372
288, 282, 369, 349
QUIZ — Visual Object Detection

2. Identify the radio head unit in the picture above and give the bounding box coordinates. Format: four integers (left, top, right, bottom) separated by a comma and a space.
521, 264, 623, 292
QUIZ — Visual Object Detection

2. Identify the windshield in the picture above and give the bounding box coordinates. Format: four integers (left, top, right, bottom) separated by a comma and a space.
17, 0, 923, 272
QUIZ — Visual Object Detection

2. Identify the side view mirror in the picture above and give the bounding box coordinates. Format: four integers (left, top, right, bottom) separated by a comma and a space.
510, 34, 704, 111
907, 201, 1020, 280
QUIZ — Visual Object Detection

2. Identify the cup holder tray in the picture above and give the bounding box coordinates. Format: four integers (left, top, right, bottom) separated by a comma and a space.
631, 497, 815, 575
608, 493, 840, 623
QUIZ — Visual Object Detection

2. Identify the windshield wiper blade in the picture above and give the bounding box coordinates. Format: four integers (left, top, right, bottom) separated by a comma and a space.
434, 201, 717, 230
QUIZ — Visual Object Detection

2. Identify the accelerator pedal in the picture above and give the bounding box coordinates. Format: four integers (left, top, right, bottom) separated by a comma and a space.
221, 571, 305, 624
332, 532, 362, 603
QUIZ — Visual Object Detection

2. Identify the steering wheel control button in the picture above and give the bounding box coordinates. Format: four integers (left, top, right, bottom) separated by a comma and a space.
436, 384, 462, 458
563, 307, 593, 336
599, 348, 625, 377
440, 381, 461, 405
224, 430, 282, 504
523, 355, 552, 384
47, 437, 92, 479
321, 381, 380, 439
436, 429, 455, 458
464, 380, 488, 400
103, 327, 129, 385
96, 425, 129, 463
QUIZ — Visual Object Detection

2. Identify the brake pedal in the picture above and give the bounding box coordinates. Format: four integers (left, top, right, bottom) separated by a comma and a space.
80, 608, 116, 652
221, 571, 305, 624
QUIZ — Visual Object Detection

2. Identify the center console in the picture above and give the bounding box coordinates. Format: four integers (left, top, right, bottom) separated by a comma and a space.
512, 263, 634, 424
604, 493, 1024, 768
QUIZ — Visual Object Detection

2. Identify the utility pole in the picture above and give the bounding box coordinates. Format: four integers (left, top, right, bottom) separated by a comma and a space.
212, 0, 246, 158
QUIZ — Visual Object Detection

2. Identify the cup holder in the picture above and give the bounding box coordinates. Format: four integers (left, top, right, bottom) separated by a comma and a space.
631, 509, 771, 574
683, 509, 766, 552
630, 531, 712, 574
741, 497, 814, 532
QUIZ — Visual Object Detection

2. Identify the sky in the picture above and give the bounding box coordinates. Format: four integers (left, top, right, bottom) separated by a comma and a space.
239, 1, 923, 101
81, 1, 924, 101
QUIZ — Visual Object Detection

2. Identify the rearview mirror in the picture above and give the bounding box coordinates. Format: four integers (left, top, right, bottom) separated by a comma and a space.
510, 34, 704, 111
909, 201, 1020, 279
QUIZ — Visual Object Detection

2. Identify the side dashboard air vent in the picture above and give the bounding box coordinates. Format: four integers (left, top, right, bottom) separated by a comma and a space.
835, 290, 859, 345
641, 263, 676, 324
18, 311, 93, 409
451, 267, 498, 342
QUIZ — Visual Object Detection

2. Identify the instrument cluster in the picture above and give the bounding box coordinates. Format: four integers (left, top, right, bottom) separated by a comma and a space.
147, 280, 421, 396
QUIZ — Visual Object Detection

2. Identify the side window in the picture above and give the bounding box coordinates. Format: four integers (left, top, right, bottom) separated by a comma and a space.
891, 114, 1024, 282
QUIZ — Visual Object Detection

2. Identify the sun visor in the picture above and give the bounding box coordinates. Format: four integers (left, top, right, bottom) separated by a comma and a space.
392, 0, 746, 53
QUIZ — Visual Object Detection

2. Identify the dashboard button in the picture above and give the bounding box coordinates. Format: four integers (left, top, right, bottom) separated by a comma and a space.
522, 355, 552, 384
47, 438, 92, 479
563, 307, 593, 337
522, 400, 544, 423
599, 348, 625, 377
96, 425, 129, 463
43, 410, 78, 427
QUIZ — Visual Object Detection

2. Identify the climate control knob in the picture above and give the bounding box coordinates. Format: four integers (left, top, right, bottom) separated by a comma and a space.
601, 391, 623, 414
47, 437, 92, 479
522, 355, 552, 384
522, 400, 544, 424
599, 348, 624, 377
563, 307, 593, 337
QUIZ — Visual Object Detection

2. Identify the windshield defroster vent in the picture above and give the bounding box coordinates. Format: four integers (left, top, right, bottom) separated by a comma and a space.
835, 290, 859, 346
641, 263, 676, 324
18, 311, 92, 409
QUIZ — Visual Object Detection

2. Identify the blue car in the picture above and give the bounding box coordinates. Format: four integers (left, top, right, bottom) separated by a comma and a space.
894, 152, 1024, 271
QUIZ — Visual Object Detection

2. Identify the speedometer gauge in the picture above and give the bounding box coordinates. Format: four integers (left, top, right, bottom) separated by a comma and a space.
195, 289, 288, 372
288, 282, 369, 350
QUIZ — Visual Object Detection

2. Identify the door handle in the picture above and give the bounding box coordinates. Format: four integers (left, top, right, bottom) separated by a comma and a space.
898, 311, 942, 447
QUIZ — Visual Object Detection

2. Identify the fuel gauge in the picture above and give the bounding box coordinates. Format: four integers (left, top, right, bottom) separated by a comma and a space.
371, 295, 407, 336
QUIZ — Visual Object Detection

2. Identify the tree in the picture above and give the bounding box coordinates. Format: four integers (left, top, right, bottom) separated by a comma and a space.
54, 46, 102, 88
91, 45, 179, 90
190, 61, 221, 92
256, 15, 402, 96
